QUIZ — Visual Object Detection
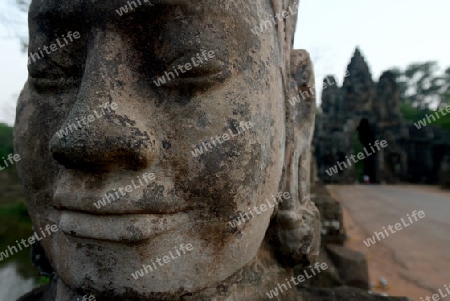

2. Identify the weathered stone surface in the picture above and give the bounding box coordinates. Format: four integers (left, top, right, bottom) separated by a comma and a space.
301, 286, 411, 301
15, 1, 410, 300
314, 49, 381, 184
314, 48, 450, 185
294, 247, 343, 288
14, 0, 326, 300
301, 184, 370, 291
326, 244, 369, 290
311, 184, 345, 245
321, 76, 343, 118
341, 48, 375, 114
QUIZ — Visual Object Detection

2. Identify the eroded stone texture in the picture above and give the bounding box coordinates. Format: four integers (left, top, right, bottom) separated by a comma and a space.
301, 286, 411, 301
315, 49, 380, 183
311, 184, 345, 245
16, 1, 408, 300
275, 49, 320, 268
341, 48, 376, 114
325, 244, 369, 290
321, 76, 343, 118
296, 184, 372, 291
16, 0, 315, 299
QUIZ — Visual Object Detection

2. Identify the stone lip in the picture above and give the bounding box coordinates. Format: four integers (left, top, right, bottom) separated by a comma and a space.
301, 286, 412, 301
59, 210, 191, 243
52, 191, 193, 215
18, 282, 413, 301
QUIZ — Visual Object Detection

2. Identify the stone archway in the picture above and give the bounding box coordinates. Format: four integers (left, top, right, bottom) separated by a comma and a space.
356, 118, 378, 183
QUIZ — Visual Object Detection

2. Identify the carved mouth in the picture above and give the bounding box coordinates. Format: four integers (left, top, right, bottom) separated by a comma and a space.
58, 210, 191, 243
52, 171, 194, 215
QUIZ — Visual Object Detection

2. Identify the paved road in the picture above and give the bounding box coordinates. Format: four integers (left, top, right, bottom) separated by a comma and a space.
329, 185, 450, 296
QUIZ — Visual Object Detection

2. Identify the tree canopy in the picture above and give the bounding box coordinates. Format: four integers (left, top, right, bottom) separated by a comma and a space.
392, 62, 450, 131
392, 61, 449, 109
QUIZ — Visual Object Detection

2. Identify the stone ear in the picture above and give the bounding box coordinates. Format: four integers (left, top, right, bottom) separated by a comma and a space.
272, 49, 321, 267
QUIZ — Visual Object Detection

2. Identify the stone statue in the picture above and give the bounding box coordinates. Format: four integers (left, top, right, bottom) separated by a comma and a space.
15, 1, 409, 300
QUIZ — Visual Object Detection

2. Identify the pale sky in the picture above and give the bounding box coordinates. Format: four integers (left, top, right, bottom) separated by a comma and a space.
1, 0, 449, 125
295, 0, 450, 88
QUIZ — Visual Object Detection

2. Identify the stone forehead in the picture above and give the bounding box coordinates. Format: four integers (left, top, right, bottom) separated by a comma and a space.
29, 0, 299, 31
29, 0, 300, 98
29, 0, 233, 22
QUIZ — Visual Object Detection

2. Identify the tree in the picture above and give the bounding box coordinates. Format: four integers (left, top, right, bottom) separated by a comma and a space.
403, 61, 441, 110
0, 0, 30, 51
391, 62, 449, 110
392, 62, 450, 132
437, 67, 450, 108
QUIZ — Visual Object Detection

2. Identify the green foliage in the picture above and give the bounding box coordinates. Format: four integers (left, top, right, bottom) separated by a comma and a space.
0, 123, 23, 206
0, 123, 14, 159
0, 202, 30, 222
0, 203, 36, 278
401, 102, 450, 132
400, 103, 429, 121
433, 110, 450, 131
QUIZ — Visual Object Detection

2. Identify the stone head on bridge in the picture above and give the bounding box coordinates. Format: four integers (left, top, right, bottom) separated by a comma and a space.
14, 0, 319, 299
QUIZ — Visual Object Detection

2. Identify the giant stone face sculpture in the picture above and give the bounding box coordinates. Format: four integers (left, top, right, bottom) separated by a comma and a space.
15, 0, 322, 300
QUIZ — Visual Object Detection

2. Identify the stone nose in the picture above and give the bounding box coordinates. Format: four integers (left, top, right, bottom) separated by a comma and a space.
48, 30, 158, 172
49, 102, 157, 172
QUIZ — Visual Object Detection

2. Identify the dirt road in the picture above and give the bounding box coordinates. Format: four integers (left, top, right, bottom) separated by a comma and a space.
327, 185, 450, 301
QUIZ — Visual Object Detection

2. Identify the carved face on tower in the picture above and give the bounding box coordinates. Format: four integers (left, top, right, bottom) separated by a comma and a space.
14, 0, 317, 298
